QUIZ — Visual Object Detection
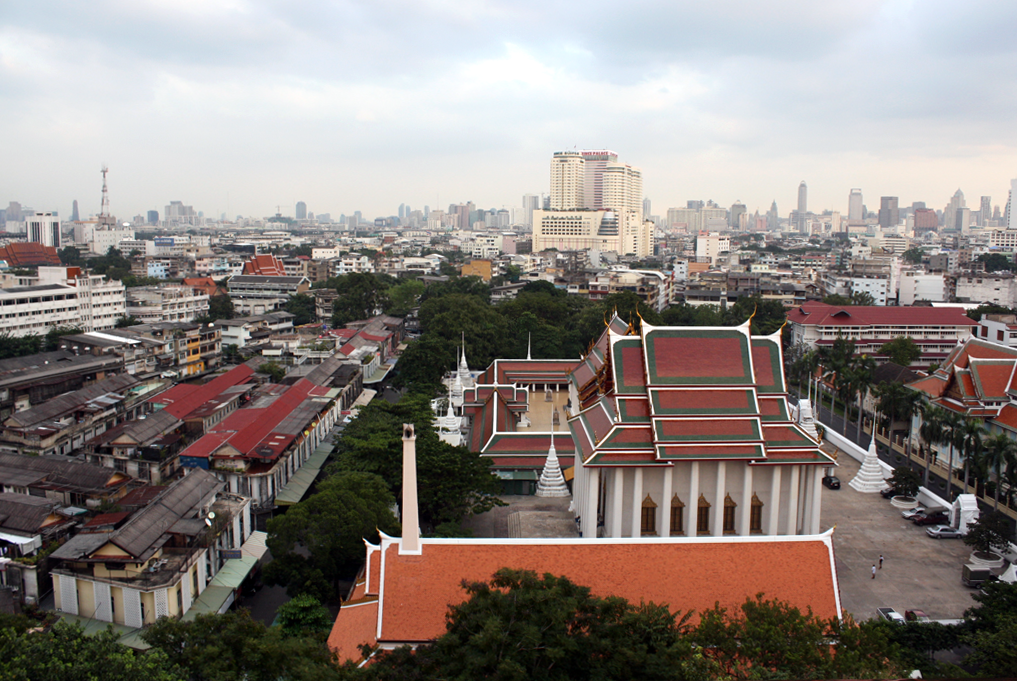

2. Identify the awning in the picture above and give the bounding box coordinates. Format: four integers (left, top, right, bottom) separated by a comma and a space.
182, 555, 258, 621
494, 470, 538, 481
0, 531, 40, 546
275, 445, 332, 506
241, 530, 269, 561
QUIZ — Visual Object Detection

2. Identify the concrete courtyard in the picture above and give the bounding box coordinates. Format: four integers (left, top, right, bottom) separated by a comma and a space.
465, 447, 983, 623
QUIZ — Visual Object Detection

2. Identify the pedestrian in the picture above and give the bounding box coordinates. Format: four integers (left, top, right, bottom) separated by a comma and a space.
872, 564, 876, 579
879, 554, 884, 569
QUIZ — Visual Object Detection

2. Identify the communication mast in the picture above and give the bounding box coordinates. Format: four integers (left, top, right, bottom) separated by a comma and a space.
98, 165, 115, 227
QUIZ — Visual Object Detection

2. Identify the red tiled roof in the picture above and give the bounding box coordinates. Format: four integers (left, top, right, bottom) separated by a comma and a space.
969, 361, 1014, 399
993, 404, 1017, 431
786, 301, 976, 328
330, 535, 840, 655
242, 254, 286, 276
0, 242, 61, 267
327, 599, 378, 664
151, 365, 254, 419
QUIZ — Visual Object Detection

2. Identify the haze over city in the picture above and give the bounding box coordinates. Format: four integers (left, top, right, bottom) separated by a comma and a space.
3, 1, 1017, 219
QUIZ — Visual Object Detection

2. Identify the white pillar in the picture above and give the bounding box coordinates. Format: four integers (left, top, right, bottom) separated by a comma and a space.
611, 468, 625, 538
631, 467, 644, 537
810, 467, 823, 534
787, 465, 801, 535
661, 464, 673, 536
688, 461, 700, 535
798, 465, 809, 534
768, 466, 781, 536
400, 424, 420, 554
740, 464, 753, 535
583, 468, 600, 538
712, 461, 726, 536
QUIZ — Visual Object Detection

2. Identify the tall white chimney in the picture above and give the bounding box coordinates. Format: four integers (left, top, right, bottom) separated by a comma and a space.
400, 423, 421, 554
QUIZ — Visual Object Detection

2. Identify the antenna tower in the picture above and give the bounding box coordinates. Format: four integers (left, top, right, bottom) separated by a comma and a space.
100, 165, 110, 218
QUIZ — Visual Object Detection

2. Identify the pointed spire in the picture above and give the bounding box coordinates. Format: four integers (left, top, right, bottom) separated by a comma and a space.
527, 333, 532, 361
535, 433, 570, 498
850, 433, 889, 493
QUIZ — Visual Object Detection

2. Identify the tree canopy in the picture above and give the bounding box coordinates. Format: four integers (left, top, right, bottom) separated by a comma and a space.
878, 336, 921, 366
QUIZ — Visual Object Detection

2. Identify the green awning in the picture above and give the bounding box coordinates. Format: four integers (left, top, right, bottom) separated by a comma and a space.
58, 613, 150, 650
494, 470, 539, 481
275, 445, 332, 506
208, 555, 258, 590
182, 555, 259, 620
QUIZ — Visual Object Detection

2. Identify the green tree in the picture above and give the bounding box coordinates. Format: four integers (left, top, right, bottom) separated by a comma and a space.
57, 245, 83, 266
385, 279, 425, 316
285, 293, 317, 326
291, 245, 314, 257
331, 393, 503, 528
901, 247, 924, 265
44, 325, 84, 351
977, 252, 1014, 273
962, 510, 1014, 556
822, 293, 853, 306
873, 381, 922, 455
0, 621, 183, 681
958, 417, 986, 495
887, 466, 921, 498
964, 615, 1017, 677
964, 580, 1017, 632
142, 610, 345, 681
966, 303, 1012, 322
878, 336, 921, 367
850, 290, 876, 306
363, 568, 709, 681
918, 404, 948, 489
265, 472, 399, 599
0, 332, 42, 360
979, 432, 1017, 510
276, 593, 334, 637
331, 273, 392, 326
115, 315, 141, 328
257, 360, 287, 383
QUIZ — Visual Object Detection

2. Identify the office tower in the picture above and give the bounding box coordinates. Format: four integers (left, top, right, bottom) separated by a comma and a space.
878, 197, 899, 229
147, 210, 159, 225
913, 208, 938, 235
687, 200, 704, 210
549, 151, 585, 209
5, 202, 22, 223
980, 196, 992, 226
296, 202, 307, 220
1007, 179, 1016, 230
70, 200, 79, 222
912, 201, 926, 210
848, 189, 863, 221
943, 189, 966, 231
767, 201, 779, 231
522, 194, 540, 227
643, 198, 651, 220
398, 203, 405, 219
601, 162, 642, 213
578, 149, 618, 210
798, 181, 807, 214
27, 212, 60, 248
730, 201, 746, 229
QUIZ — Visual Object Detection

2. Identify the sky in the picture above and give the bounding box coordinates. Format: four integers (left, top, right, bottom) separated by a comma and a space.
3, 1, 1017, 222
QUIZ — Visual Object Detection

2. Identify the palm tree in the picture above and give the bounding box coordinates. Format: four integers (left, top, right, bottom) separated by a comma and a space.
957, 418, 985, 497
820, 337, 855, 427
874, 382, 923, 457
851, 354, 876, 442
980, 433, 1017, 511
918, 405, 946, 488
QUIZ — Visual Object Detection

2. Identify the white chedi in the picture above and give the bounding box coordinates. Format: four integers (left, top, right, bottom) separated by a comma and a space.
849, 434, 888, 493
535, 436, 570, 498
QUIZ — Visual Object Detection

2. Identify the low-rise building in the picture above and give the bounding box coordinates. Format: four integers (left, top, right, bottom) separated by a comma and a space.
227, 275, 309, 316
83, 409, 185, 484
0, 451, 132, 509
955, 273, 1017, 307
126, 286, 210, 324
217, 312, 295, 349
0, 350, 124, 419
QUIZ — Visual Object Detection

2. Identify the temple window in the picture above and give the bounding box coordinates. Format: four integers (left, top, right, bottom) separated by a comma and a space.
723, 494, 737, 534
640, 494, 657, 535
697, 494, 710, 535
670, 494, 685, 536
750, 493, 764, 533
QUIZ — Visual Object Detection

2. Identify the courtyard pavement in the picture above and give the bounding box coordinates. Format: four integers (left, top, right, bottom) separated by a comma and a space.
465, 449, 982, 623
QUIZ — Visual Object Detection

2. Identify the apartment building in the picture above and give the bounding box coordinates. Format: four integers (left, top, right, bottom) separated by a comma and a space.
227, 275, 309, 315
126, 286, 210, 324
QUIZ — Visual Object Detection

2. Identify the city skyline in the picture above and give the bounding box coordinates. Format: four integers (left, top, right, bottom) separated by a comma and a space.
3, 2, 1017, 220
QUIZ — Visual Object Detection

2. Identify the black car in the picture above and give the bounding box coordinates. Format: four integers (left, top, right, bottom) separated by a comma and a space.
822, 475, 841, 490
880, 487, 898, 499
912, 511, 949, 526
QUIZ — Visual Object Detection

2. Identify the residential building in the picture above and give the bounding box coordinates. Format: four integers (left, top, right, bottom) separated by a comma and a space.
217, 312, 295, 349
898, 272, 946, 305
149, 363, 257, 435
0, 451, 132, 509
26, 212, 61, 248
695, 232, 730, 263
955, 273, 1017, 307
0, 350, 124, 419
227, 275, 309, 316
83, 409, 185, 484
51, 469, 259, 628
786, 302, 975, 364
126, 286, 210, 324
90, 226, 135, 255
977, 314, 1017, 347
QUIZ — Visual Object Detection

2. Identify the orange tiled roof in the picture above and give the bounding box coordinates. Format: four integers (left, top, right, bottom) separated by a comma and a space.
0, 242, 60, 267
994, 404, 1017, 431
241, 254, 286, 276
327, 598, 378, 664
328, 533, 841, 661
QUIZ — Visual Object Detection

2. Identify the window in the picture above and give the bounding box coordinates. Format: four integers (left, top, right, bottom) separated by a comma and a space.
697, 494, 710, 535
670, 495, 685, 535
641, 495, 657, 535
723, 494, 737, 534
750, 493, 764, 533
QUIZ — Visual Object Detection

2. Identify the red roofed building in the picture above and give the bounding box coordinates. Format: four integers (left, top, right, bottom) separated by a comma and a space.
0, 242, 61, 267
786, 301, 975, 366
458, 315, 834, 540
241, 254, 286, 277
327, 428, 843, 665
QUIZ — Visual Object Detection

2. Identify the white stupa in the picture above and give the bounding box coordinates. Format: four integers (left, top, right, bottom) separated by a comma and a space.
796, 398, 819, 442
849, 434, 888, 493
535, 435, 570, 498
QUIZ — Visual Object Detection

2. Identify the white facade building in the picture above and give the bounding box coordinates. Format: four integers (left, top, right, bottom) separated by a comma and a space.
90, 226, 136, 254
26, 212, 61, 248
956, 274, 1017, 307
695, 232, 731, 263
126, 286, 210, 324
899, 272, 946, 305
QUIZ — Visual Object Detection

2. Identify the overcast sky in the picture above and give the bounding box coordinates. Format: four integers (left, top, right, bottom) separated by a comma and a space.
3, 1, 1017, 222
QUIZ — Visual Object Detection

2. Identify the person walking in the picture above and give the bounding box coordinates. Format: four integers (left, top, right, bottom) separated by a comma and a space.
872, 565, 876, 579
879, 554, 884, 569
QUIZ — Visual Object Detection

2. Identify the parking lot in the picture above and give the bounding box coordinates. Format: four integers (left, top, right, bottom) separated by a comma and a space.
821, 449, 979, 622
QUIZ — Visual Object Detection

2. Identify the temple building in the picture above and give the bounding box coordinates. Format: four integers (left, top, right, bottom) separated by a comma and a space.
458, 315, 834, 538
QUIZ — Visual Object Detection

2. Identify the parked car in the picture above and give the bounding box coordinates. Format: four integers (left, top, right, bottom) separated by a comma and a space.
822, 475, 841, 490
912, 511, 949, 526
962, 564, 995, 587
900, 506, 926, 520
876, 607, 905, 624
926, 525, 963, 539
905, 609, 930, 623
880, 487, 898, 499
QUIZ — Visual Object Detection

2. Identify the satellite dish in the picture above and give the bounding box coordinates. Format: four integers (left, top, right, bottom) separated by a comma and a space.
207, 511, 216, 519
204, 518, 212, 527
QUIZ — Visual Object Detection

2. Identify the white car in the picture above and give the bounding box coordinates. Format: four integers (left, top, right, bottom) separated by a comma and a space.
901, 506, 926, 520
926, 525, 963, 539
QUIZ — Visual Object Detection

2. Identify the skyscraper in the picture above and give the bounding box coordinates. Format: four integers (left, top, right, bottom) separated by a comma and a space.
980, 196, 992, 226
147, 210, 159, 225
549, 152, 585, 209
296, 202, 307, 220
27, 212, 60, 248
944, 189, 967, 231
767, 201, 779, 231
578, 149, 618, 210
1007, 179, 1016, 230
70, 200, 79, 222
878, 197, 899, 229
643, 197, 651, 220
797, 181, 807, 214
729, 201, 746, 229
848, 189, 863, 221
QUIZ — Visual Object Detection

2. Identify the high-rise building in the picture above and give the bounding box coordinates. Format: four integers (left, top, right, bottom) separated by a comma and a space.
848, 189, 863, 221
147, 210, 159, 225
578, 149, 618, 210
70, 200, 79, 222
729, 201, 746, 229
797, 181, 807, 214
767, 201, 779, 231
522, 194, 540, 228
913, 208, 938, 235
944, 189, 967, 231
1007, 179, 1016, 230
980, 196, 992, 226
878, 197, 899, 229
549, 151, 585, 209
643, 197, 651, 220
296, 202, 307, 220
27, 212, 61, 248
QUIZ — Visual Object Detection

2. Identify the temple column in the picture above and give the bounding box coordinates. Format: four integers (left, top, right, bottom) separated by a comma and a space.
661, 464, 673, 536
768, 466, 781, 536
740, 464, 753, 535
711, 461, 726, 536
582, 468, 599, 538
810, 467, 823, 534
787, 465, 801, 535
631, 467, 644, 537
611, 468, 625, 537
688, 462, 700, 536
802, 465, 814, 535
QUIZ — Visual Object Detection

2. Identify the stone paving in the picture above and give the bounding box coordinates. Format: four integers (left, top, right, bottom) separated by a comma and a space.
465, 448, 982, 622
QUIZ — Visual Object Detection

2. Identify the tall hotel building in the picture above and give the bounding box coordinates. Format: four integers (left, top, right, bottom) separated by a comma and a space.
534, 150, 653, 257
